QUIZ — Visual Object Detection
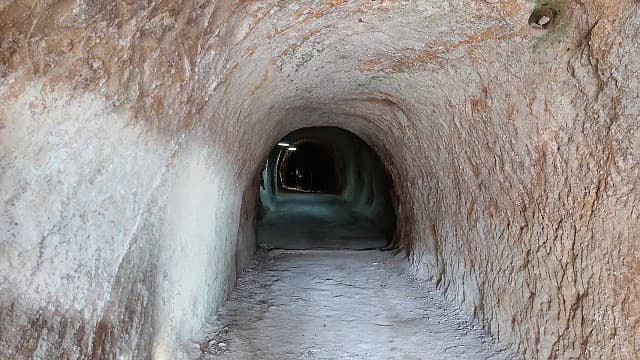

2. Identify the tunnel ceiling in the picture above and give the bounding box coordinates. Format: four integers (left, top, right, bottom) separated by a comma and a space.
0, 0, 638, 359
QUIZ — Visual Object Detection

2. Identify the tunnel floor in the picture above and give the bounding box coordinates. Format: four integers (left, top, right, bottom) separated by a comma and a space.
257, 194, 390, 250
195, 250, 513, 360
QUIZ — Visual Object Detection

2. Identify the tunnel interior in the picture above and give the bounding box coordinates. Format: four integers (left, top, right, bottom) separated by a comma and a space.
0, 1, 638, 359
279, 141, 340, 193
257, 126, 396, 251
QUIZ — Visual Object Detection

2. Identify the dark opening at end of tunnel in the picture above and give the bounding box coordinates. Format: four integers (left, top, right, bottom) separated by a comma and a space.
279, 142, 340, 194
256, 127, 397, 251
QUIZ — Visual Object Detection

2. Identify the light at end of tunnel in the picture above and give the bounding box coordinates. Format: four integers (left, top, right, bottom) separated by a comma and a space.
288, 147, 297, 151
278, 142, 290, 147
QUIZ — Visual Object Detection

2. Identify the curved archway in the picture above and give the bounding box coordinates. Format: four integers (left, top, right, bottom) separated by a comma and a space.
256, 126, 397, 250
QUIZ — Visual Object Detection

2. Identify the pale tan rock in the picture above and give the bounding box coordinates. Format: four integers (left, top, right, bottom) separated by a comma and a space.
0, 0, 638, 359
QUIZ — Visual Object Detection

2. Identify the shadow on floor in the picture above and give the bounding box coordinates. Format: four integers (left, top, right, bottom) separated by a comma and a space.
257, 194, 390, 250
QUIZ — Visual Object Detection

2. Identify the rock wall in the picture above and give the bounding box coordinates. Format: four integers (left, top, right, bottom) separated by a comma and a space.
1, 0, 638, 359
0, 1, 255, 358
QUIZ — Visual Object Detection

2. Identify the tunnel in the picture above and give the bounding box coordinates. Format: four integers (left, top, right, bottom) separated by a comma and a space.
257, 126, 396, 251
0, 1, 638, 359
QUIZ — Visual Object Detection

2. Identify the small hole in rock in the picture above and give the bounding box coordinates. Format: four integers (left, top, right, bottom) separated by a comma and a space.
528, 8, 556, 30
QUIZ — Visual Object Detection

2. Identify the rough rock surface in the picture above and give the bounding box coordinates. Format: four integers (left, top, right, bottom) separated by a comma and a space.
0, 0, 638, 359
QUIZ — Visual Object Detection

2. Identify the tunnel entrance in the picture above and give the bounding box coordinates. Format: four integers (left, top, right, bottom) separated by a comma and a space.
257, 127, 396, 250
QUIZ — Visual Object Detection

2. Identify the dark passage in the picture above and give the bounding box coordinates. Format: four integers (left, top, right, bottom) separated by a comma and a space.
280, 142, 339, 193
257, 127, 396, 250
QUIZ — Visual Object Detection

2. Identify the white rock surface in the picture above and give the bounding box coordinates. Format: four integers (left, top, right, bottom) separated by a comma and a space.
195, 250, 514, 360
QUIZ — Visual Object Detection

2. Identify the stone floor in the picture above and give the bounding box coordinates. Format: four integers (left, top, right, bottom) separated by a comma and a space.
194, 250, 514, 360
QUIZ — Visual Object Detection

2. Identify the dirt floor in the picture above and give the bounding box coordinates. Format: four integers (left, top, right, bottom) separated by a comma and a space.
256, 194, 391, 250
194, 250, 513, 360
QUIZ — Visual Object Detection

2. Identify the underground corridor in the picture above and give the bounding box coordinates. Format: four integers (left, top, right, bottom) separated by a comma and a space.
256, 127, 396, 251
1, 1, 639, 360
193, 126, 512, 359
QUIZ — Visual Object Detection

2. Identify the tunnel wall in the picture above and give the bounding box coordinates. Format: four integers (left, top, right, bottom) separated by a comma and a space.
0, 2, 255, 359
1, 1, 638, 359
0, 82, 252, 359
